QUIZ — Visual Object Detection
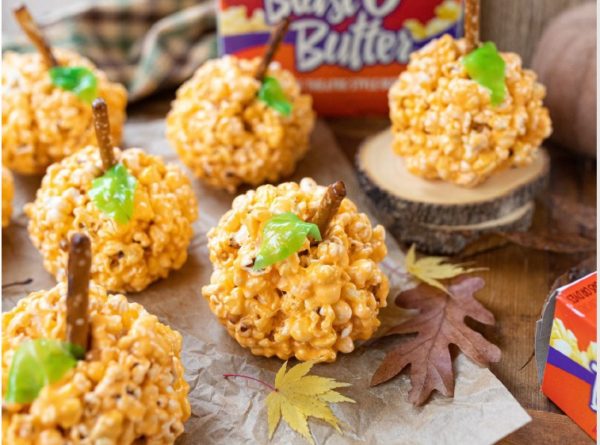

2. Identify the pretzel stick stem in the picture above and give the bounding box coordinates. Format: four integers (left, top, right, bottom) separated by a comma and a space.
66, 233, 92, 352
92, 99, 116, 170
254, 16, 291, 82
464, 0, 480, 53
13, 5, 57, 67
310, 181, 347, 239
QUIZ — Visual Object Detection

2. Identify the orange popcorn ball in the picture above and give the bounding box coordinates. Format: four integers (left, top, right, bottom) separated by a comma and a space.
2, 281, 190, 444
2, 49, 127, 175
166, 56, 315, 192
25, 146, 198, 293
389, 35, 552, 187
2, 167, 14, 228
202, 178, 389, 362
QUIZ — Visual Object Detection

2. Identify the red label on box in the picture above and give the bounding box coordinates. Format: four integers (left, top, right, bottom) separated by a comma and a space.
217, 0, 464, 115
542, 272, 597, 439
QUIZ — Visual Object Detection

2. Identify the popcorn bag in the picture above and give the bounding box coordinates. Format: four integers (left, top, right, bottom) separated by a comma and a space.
217, 0, 463, 115
540, 272, 597, 439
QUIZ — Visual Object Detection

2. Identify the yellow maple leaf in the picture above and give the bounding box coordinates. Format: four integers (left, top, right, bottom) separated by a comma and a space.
405, 244, 486, 294
224, 362, 354, 444
266, 361, 354, 444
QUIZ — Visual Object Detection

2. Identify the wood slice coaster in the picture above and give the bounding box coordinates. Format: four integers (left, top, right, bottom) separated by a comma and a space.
393, 202, 534, 254
356, 128, 550, 254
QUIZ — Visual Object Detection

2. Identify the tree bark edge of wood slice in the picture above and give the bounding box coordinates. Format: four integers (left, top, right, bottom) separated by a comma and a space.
392, 202, 535, 255
355, 128, 550, 227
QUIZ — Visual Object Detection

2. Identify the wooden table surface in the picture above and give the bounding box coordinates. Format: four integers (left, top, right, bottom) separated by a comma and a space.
328, 117, 597, 445
2, 0, 595, 441
129, 92, 597, 444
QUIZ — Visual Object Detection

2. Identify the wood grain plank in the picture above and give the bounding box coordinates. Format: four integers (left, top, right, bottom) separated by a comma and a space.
481, 0, 591, 66
2, 1, 597, 444
122, 88, 600, 445
459, 211, 558, 412
499, 409, 594, 445
327, 119, 597, 416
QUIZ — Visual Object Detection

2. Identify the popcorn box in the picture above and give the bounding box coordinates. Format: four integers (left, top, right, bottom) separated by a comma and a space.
539, 272, 597, 439
217, 0, 463, 116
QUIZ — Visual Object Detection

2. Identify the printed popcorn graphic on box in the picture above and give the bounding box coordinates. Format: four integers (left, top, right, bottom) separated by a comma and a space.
542, 272, 597, 439
218, 0, 463, 116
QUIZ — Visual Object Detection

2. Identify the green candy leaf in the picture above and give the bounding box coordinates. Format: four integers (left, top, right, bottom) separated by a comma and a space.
258, 76, 293, 116
253, 212, 321, 271
49, 66, 98, 104
5, 339, 81, 404
462, 42, 506, 106
88, 163, 137, 224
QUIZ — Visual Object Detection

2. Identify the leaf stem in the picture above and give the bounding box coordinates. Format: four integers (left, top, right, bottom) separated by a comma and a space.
255, 16, 291, 82
223, 373, 277, 392
464, 0, 480, 53
13, 5, 57, 67
309, 181, 346, 241
66, 233, 91, 353
2, 278, 33, 289
381, 260, 411, 279
92, 98, 116, 171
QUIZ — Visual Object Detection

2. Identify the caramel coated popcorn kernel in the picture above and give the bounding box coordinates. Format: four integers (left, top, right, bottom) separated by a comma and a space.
2, 167, 14, 228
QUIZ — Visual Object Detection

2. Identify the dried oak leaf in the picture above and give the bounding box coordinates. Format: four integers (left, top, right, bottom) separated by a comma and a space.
371, 276, 501, 405
549, 196, 596, 240
498, 231, 595, 254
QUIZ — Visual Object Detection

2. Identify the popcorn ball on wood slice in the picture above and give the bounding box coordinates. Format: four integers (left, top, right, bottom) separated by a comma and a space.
2, 6, 127, 175
357, 0, 552, 255
3, 167, 14, 228
202, 178, 390, 362
25, 99, 198, 293
388, 34, 551, 187
166, 18, 315, 192
2, 234, 190, 445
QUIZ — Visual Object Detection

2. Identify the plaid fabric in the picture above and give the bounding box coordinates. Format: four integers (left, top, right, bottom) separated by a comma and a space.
4, 0, 217, 101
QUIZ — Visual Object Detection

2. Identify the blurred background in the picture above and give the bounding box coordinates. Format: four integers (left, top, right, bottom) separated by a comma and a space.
4, 0, 596, 153
3, 0, 80, 35
3, 0, 593, 65
1, 1, 597, 444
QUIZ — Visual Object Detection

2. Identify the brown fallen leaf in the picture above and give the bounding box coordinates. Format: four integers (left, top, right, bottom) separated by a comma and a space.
549, 196, 596, 240
498, 231, 595, 254
457, 196, 596, 257
370, 276, 501, 405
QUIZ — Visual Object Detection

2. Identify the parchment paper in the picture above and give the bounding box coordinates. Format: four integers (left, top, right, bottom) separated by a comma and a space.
2, 119, 531, 444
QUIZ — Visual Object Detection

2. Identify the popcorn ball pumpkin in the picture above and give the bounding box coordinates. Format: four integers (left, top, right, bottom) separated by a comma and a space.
166, 19, 315, 192
2, 6, 127, 175
389, 34, 552, 187
25, 99, 198, 293
3, 167, 14, 228
202, 178, 390, 362
357, 0, 554, 255
2, 234, 190, 445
